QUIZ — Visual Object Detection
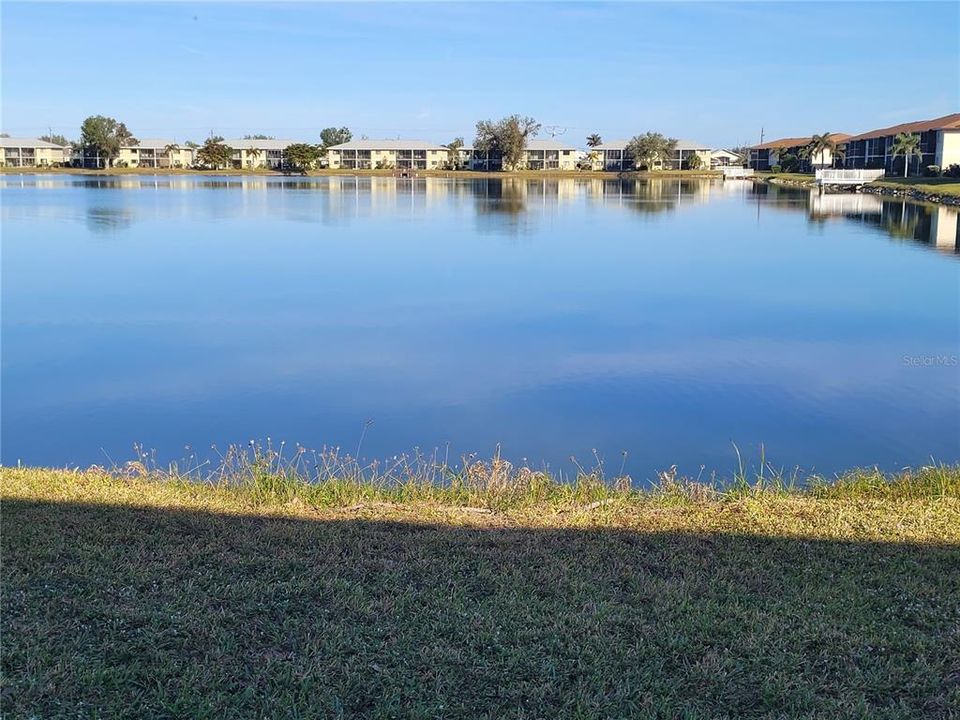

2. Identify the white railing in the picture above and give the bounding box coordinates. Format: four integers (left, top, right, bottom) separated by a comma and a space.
720, 167, 754, 178
815, 169, 885, 183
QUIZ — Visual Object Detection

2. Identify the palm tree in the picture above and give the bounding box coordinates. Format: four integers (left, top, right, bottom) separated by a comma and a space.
444, 137, 464, 169
246, 146, 262, 169
804, 132, 835, 170
831, 142, 847, 169
163, 143, 179, 169
889, 132, 923, 177
586, 133, 602, 148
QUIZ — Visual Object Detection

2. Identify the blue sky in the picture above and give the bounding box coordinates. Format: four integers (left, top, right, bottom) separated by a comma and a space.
2, 2, 957, 148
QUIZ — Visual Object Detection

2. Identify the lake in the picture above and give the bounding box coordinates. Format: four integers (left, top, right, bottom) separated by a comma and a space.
2, 174, 958, 479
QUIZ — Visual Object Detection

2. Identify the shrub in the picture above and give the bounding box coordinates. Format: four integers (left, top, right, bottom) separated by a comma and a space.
770, 165, 782, 174
944, 164, 960, 178
924, 165, 941, 177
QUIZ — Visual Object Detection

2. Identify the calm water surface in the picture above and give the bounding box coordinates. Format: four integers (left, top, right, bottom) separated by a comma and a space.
2, 175, 958, 477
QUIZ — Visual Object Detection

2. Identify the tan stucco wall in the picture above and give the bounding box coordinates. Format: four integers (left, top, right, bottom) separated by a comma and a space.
936, 131, 960, 169
1, 145, 69, 166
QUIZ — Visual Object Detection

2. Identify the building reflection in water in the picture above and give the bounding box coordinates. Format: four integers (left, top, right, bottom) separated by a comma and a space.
2, 173, 955, 254
750, 182, 959, 255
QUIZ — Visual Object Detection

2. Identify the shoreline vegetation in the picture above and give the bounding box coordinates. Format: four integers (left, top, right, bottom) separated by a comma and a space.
4, 461, 959, 717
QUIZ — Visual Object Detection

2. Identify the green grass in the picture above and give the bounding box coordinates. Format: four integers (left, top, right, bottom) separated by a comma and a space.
755, 172, 817, 185
868, 176, 960, 198
4, 463, 960, 719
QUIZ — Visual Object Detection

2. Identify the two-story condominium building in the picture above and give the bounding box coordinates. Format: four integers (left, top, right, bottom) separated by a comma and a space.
469, 139, 578, 171
842, 113, 960, 175
222, 139, 301, 169
664, 140, 713, 170
326, 140, 450, 170
116, 139, 196, 168
748, 133, 850, 171
588, 139, 712, 171
588, 140, 632, 171
1, 137, 71, 167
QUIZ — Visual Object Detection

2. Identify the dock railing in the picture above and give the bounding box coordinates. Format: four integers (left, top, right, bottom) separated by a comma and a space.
815, 169, 885, 185
720, 167, 754, 178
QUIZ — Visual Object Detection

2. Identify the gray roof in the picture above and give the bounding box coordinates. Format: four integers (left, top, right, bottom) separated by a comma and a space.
122, 138, 186, 150
0, 137, 69, 149
328, 139, 447, 151
592, 138, 710, 152
591, 139, 632, 151
222, 139, 303, 150
525, 139, 577, 151
674, 139, 710, 151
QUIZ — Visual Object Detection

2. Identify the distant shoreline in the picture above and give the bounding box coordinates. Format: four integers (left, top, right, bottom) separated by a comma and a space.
0, 166, 722, 180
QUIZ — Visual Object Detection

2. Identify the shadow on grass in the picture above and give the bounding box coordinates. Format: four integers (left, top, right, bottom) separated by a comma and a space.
4, 498, 959, 719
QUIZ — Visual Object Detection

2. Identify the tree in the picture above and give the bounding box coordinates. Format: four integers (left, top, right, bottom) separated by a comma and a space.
624, 132, 677, 171
803, 132, 837, 169
163, 143, 180, 168
444, 137, 465, 169
586, 133, 603, 148
196, 136, 233, 169
244, 134, 274, 140
474, 115, 541, 170
246, 146, 262, 168
320, 127, 352, 151
686, 153, 704, 171
40, 133, 71, 147
283, 143, 321, 172
80, 115, 129, 168
889, 132, 923, 177
184, 140, 199, 149
831, 142, 847, 169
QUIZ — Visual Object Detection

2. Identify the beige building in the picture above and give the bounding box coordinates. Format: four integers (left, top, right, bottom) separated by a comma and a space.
222, 139, 301, 169
468, 139, 578, 170
116, 139, 196, 168
588, 138, 712, 171
1, 137, 71, 167
326, 139, 451, 170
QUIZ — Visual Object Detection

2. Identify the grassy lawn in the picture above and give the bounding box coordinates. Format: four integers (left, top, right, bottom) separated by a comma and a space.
868, 176, 960, 198
4, 465, 959, 719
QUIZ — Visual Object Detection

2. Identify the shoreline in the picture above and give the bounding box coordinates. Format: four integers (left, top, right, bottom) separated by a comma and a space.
0, 166, 722, 180
750, 172, 960, 206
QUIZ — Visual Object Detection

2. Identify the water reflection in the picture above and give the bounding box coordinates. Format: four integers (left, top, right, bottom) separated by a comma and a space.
85, 207, 135, 234
2, 174, 956, 254
2, 172, 957, 473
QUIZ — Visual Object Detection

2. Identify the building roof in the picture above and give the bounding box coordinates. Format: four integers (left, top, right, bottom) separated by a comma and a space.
327, 139, 447, 151
673, 139, 710, 151
589, 138, 708, 152
591, 139, 631, 151
525, 138, 577, 151
0, 137, 69, 149
222, 139, 302, 150
122, 138, 188, 150
711, 149, 745, 158
846, 113, 960, 141
751, 133, 850, 150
